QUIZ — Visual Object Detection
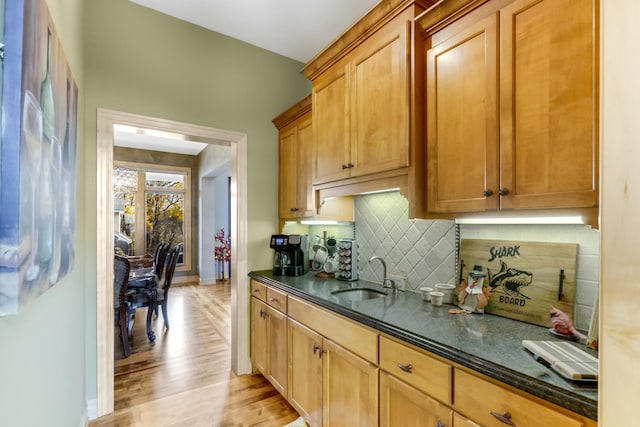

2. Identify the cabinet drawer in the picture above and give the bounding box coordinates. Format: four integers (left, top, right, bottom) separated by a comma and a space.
250, 280, 267, 302
454, 369, 584, 427
288, 296, 378, 364
267, 287, 287, 313
379, 335, 452, 405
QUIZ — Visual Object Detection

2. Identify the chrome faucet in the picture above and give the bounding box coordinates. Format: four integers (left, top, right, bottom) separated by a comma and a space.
368, 256, 397, 294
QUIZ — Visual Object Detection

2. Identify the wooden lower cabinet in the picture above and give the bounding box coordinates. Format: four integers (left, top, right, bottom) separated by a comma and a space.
267, 307, 288, 395
250, 297, 268, 375
380, 371, 452, 427
253, 287, 595, 427
322, 338, 378, 427
288, 318, 323, 427
454, 369, 588, 427
288, 318, 379, 427
250, 295, 288, 396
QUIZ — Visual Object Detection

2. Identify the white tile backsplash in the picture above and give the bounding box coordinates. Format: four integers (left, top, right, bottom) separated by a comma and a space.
354, 191, 600, 332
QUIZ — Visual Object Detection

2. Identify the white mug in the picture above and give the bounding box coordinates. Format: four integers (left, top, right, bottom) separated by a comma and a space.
313, 245, 329, 264
324, 258, 339, 273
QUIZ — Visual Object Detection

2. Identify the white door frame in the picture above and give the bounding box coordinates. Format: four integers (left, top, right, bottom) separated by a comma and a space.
95, 108, 251, 417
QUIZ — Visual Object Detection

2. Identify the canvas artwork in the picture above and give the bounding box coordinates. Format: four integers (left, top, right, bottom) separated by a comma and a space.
0, 0, 78, 316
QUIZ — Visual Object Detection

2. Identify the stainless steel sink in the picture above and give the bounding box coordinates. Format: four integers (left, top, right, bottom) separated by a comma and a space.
330, 288, 387, 302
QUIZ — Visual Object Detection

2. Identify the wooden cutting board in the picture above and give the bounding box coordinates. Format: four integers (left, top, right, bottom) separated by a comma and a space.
458, 239, 577, 327
522, 340, 598, 382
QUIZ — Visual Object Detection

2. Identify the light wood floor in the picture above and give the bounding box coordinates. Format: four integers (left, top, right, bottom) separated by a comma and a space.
90, 281, 300, 427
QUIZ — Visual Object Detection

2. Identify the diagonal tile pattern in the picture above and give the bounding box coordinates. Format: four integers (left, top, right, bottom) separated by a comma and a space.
354, 191, 456, 292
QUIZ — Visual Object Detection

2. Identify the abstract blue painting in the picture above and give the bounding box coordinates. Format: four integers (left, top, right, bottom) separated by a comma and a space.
0, 0, 78, 315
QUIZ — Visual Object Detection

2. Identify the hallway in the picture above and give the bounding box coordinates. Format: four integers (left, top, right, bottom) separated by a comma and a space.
90, 282, 299, 426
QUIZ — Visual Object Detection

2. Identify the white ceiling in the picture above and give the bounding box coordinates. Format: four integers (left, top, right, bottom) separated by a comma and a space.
128, 0, 382, 63
114, 125, 210, 155
117, 0, 381, 155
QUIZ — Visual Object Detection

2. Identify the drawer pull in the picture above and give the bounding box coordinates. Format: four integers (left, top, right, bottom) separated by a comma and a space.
253, 289, 260, 293
397, 363, 413, 373
269, 297, 279, 303
490, 411, 516, 426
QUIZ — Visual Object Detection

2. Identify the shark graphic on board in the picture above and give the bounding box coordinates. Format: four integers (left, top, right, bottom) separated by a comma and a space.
487, 260, 533, 299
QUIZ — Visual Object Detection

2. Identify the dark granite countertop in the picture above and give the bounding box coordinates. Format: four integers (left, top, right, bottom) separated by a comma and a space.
249, 270, 598, 421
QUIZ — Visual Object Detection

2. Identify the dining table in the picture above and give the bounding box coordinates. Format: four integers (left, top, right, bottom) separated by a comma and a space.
127, 255, 158, 342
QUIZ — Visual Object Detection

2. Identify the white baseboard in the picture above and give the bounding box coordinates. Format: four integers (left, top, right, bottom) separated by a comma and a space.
199, 277, 217, 285
86, 398, 98, 421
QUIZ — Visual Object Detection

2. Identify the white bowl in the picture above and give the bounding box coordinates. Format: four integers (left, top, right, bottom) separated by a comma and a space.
429, 291, 444, 306
419, 287, 433, 301
435, 283, 456, 304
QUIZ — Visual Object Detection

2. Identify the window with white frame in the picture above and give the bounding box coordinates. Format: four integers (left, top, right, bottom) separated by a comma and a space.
114, 162, 190, 270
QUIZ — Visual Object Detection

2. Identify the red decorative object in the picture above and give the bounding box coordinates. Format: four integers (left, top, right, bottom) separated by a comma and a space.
214, 229, 231, 281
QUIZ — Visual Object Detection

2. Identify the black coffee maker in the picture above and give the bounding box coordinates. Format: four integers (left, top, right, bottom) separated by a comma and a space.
270, 234, 308, 276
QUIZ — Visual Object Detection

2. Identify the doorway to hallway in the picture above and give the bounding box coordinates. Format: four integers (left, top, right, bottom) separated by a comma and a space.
95, 109, 251, 418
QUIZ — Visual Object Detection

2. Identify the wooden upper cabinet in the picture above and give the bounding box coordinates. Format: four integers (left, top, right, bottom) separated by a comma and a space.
348, 13, 411, 178
426, 13, 499, 213
313, 61, 351, 184
421, 0, 598, 218
273, 96, 314, 219
499, 0, 598, 210
308, 1, 432, 187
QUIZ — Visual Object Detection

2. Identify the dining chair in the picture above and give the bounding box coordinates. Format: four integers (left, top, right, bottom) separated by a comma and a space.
153, 242, 170, 280
155, 246, 180, 329
114, 255, 135, 357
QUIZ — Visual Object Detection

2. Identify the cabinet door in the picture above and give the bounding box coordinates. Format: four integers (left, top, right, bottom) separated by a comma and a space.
267, 306, 288, 397
349, 12, 411, 178
295, 115, 314, 217
426, 13, 499, 213
278, 113, 314, 218
499, 0, 598, 210
322, 338, 378, 427
288, 318, 323, 427
279, 125, 300, 218
313, 61, 351, 184
251, 297, 268, 375
380, 371, 452, 427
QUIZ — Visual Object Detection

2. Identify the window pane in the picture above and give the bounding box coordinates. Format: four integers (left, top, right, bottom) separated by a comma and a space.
145, 172, 184, 190
145, 192, 184, 260
114, 167, 136, 254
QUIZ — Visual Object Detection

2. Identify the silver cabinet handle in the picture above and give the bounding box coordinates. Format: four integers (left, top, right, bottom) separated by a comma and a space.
397, 363, 413, 373
269, 297, 279, 303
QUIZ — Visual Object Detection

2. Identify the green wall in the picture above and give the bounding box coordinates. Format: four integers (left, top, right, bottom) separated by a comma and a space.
82, 0, 310, 415
0, 0, 86, 426
1, 0, 309, 424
